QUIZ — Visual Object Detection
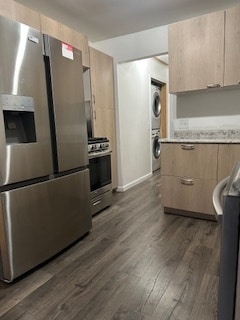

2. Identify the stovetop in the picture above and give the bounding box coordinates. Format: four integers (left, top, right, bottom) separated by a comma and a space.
88, 137, 110, 154
88, 137, 109, 144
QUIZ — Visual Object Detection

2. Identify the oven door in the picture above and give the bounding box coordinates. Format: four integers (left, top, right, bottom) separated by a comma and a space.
89, 152, 111, 195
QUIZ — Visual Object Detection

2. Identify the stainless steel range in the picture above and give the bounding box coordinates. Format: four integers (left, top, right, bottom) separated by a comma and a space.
88, 137, 110, 154
88, 137, 112, 215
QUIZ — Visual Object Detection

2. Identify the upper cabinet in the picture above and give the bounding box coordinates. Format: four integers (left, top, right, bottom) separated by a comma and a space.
0, 1, 90, 68
169, 11, 225, 93
224, 7, 240, 87
40, 15, 90, 68
169, 6, 240, 93
0, 0, 41, 30
89, 48, 115, 110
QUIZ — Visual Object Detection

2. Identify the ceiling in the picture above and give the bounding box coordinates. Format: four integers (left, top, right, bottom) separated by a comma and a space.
16, 0, 240, 42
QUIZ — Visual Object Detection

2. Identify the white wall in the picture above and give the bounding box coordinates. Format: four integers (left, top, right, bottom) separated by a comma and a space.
90, 25, 170, 191
174, 88, 240, 131
116, 58, 168, 191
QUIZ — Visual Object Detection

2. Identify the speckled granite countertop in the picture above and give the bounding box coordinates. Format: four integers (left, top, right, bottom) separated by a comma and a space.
161, 138, 240, 144
161, 130, 240, 144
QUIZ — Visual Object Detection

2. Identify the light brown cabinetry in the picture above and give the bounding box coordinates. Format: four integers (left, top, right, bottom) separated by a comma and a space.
161, 143, 218, 220
224, 7, 240, 86
161, 176, 217, 217
218, 144, 240, 181
169, 11, 225, 93
89, 48, 115, 110
0, 0, 41, 30
40, 15, 89, 68
0, 1, 89, 67
89, 47, 117, 189
169, 6, 240, 93
161, 143, 218, 179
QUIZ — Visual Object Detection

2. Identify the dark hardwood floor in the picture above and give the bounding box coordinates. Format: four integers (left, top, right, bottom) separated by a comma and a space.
0, 171, 220, 320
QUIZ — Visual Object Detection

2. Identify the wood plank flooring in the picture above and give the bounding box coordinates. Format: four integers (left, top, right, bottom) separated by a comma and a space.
0, 171, 220, 320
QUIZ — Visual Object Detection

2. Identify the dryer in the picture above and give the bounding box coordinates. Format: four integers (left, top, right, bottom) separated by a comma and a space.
152, 129, 161, 172
151, 84, 161, 129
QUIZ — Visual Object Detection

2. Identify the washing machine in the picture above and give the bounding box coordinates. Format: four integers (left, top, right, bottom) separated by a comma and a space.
152, 129, 161, 172
151, 84, 161, 130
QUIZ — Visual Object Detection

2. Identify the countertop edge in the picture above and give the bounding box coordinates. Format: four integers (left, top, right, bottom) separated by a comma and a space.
161, 139, 240, 144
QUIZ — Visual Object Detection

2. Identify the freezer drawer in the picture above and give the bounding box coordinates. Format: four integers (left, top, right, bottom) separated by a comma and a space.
0, 169, 91, 282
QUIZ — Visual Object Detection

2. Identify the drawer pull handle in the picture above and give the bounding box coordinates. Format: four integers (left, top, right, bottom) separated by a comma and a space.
93, 200, 101, 206
180, 178, 194, 186
181, 144, 195, 150
206, 83, 221, 88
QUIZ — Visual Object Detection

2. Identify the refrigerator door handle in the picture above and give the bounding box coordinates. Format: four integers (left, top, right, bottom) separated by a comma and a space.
43, 34, 51, 57
212, 176, 229, 220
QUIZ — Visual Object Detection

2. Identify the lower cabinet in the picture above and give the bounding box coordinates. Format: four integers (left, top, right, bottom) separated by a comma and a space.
161, 142, 240, 220
161, 176, 217, 220
161, 142, 218, 220
161, 143, 218, 179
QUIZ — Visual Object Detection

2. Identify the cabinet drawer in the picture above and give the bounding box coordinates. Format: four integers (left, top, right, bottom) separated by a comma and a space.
161, 143, 218, 179
161, 176, 217, 216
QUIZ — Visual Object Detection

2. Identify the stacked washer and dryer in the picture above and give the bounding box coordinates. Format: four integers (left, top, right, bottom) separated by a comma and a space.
151, 83, 161, 172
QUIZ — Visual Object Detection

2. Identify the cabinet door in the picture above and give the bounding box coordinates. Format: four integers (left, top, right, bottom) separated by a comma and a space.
40, 15, 89, 68
0, 0, 41, 30
90, 48, 115, 110
224, 7, 240, 87
169, 11, 224, 93
218, 144, 240, 181
161, 143, 218, 179
161, 176, 217, 217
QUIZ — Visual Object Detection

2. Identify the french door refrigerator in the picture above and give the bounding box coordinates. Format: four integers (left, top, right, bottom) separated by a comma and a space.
0, 16, 92, 282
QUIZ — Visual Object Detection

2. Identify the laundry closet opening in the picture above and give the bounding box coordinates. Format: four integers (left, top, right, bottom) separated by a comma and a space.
116, 55, 169, 187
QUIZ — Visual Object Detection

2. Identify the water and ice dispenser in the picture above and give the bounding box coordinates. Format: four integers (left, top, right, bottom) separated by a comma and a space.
2, 94, 37, 144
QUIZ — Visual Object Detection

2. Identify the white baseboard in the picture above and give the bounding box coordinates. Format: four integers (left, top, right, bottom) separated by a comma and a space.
116, 172, 152, 192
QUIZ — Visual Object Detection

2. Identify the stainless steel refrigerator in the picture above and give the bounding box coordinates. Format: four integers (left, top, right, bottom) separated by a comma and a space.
0, 16, 92, 282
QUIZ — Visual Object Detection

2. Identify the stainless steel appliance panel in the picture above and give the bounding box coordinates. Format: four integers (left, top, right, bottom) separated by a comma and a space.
151, 84, 161, 130
152, 129, 161, 172
88, 150, 112, 215
91, 189, 112, 216
213, 162, 240, 319
0, 169, 91, 282
44, 36, 88, 172
0, 16, 53, 186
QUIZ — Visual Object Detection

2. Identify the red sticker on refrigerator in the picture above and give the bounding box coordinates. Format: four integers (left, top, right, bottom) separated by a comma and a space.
61, 42, 74, 60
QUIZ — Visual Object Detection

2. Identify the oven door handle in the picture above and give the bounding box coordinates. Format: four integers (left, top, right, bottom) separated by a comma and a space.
88, 150, 112, 159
